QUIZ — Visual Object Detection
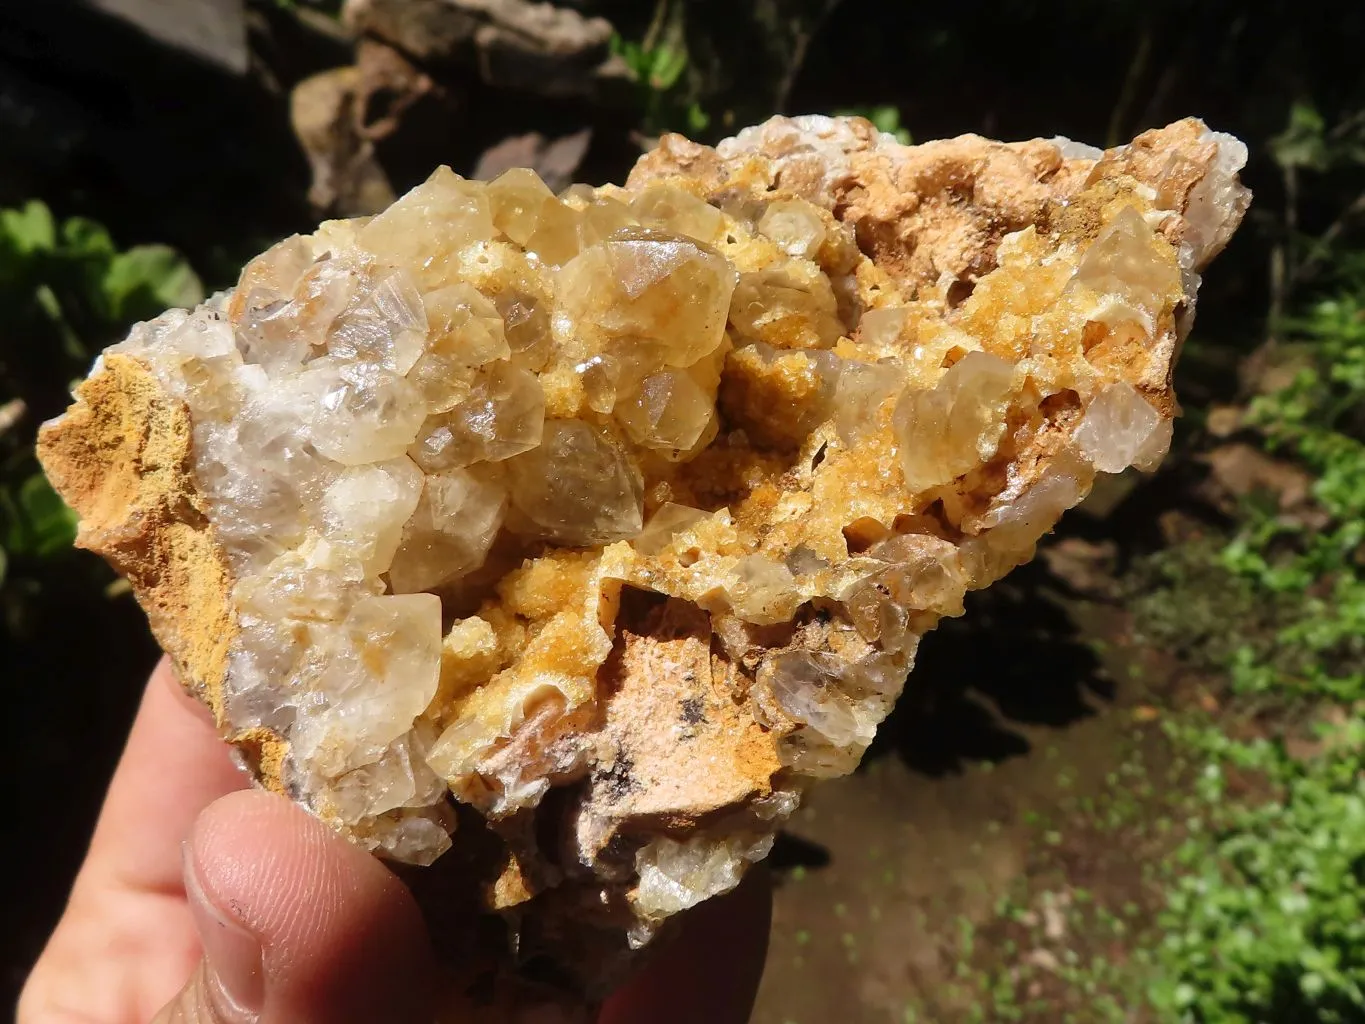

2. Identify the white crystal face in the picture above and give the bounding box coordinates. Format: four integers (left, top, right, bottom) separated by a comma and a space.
1074, 381, 1172, 473
89, 117, 1246, 902
309, 360, 427, 466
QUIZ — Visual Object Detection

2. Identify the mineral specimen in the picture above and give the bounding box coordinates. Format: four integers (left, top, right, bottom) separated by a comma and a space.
38, 115, 1249, 996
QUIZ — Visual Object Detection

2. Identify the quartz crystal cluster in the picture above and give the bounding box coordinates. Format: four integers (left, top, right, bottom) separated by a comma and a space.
39, 115, 1248, 992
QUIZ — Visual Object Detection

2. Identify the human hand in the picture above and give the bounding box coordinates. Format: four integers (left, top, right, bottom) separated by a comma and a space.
19, 659, 770, 1023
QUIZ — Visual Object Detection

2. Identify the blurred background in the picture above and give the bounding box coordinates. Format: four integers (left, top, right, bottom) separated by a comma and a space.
3, 1, 1364, 1020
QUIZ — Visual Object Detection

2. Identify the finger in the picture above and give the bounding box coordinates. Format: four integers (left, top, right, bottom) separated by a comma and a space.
19, 659, 249, 1023
154, 790, 437, 1024
597, 866, 772, 1024
83, 657, 249, 898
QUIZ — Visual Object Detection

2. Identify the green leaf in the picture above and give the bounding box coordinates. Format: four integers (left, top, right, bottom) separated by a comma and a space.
648, 42, 688, 92
103, 244, 204, 322
0, 200, 57, 255
14, 473, 78, 557
60, 216, 117, 259
610, 34, 651, 81
685, 101, 710, 134
1271, 102, 1330, 171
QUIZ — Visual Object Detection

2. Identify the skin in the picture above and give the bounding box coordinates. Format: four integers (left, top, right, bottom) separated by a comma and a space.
19, 659, 770, 1023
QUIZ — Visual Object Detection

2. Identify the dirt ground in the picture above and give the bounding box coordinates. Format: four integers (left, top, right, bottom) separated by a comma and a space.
751, 537, 1201, 1024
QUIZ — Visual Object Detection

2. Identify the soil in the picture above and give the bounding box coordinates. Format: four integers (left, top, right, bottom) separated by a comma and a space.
751, 523, 1208, 1024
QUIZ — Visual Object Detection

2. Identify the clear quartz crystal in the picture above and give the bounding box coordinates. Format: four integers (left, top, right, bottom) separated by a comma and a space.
488, 167, 557, 246
236, 298, 314, 371
558, 231, 737, 366
575, 193, 636, 249
1177, 132, 1250, 268
320, 458, 424, 575
835, 358, 904, 442
857, 306, 908, 349
507, 419, 644, 544
409, 284, 510, 413
308, 360, 427, 466
632, 831, 774, 927
574, 353, 621, 413
232, 238, 342, 370
388, 469, 508, 593
199, 388, 336, 567
423, 283, 509, 364
841, 533, 968, 651
484, 170, 582, 268
978, 455, 1091, 561
729, 266, 845, 350
756, 199, 826, 258
726, 554, 799, 625
615, 370, 714, 452
631, 185, 725, 243
408, 362, 544, 470
1073, 381, 1170, 473
358, 167, 494, 288
329, 730, 447, 824
368, 811, 452, 867
762, 650, 861, 747
292, 594, 443, 777
634, 502, 709, 555
327, 270, 428, 373
234, 235, 312, 306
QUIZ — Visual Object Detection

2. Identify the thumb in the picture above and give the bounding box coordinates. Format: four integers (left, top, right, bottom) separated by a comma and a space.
153, 790, 436, 1024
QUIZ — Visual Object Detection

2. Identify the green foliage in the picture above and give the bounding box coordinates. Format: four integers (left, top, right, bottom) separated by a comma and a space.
1271, 103, 1365, 174
1221, 285, 1365, 703
0, 199, 202, 627
0, 473, 79, 568
0, 199, 203, 374
1152, 725, 1365, 1023
611, 0, 709, 138
1148, 260, 1365, 1021
1270, 103, 1333, 172
1127, 539, 1290, 678
614, 33, 688, 95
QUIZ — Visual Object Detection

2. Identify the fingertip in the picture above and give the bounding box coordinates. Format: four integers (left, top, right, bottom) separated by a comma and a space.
188, 791, 435, 1024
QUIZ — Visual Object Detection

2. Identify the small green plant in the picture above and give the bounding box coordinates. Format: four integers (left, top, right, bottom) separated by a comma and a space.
1221, 285, 1365, 704
0, 199, 201, 631
611, 0, 709, 138
1151, 726, 1365, 1023
1148, 254, 1365, 1020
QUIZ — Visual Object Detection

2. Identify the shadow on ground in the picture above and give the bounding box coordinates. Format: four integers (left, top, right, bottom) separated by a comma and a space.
867, 558, 1115, 779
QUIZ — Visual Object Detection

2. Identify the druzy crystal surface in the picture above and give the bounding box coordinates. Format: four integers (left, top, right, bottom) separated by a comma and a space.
39, 115, 1248, 990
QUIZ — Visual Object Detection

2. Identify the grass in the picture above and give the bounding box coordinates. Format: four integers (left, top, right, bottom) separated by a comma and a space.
1146, 281, 1365, 1022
